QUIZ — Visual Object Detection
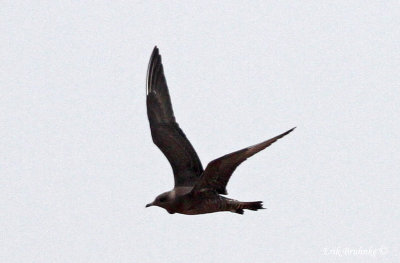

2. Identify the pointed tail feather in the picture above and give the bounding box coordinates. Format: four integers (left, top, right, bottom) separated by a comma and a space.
232, 201, 265, 214
241, 201, 264, 211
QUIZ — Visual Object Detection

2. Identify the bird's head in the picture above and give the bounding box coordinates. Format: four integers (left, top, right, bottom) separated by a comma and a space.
146, 191, 175, 213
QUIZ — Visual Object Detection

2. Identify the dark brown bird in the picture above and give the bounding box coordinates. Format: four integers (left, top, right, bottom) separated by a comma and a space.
145, 46, 295, 215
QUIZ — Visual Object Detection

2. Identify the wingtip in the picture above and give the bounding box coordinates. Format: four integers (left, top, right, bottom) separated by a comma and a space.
149, 46, 159, 61
270, 126, 296, 142
152, 45, 159, 54
147, 46, 161, 95
284, 127, 296, 134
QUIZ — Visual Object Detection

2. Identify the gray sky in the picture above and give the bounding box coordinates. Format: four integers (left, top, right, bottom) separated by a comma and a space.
1, 1, 399, 262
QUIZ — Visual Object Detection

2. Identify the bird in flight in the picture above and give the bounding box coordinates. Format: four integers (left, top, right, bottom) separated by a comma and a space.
145, 46, 295, 215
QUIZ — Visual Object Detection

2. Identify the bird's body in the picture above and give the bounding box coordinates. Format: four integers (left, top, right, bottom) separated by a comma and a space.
145, 46, 294, 215
148, 186, 262, 215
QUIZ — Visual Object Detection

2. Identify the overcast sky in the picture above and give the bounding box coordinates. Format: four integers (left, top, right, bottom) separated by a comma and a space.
1, 1, 399, 262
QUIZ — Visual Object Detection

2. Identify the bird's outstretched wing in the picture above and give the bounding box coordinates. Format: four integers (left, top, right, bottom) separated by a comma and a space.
192, 128, 295, 194
146, 46, 203, 186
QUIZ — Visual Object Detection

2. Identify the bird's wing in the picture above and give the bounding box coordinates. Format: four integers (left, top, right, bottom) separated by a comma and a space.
146, 46, 203, 186
193, 128, 295, 194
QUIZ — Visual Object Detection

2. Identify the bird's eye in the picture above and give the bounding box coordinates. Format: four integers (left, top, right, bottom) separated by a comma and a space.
159, 197, 167, 202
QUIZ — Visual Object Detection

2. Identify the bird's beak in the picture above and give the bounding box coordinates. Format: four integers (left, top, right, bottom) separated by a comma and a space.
145, 202, 153, 208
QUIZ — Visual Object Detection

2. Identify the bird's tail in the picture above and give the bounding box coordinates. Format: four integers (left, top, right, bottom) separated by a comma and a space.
232, 201, 264, 214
